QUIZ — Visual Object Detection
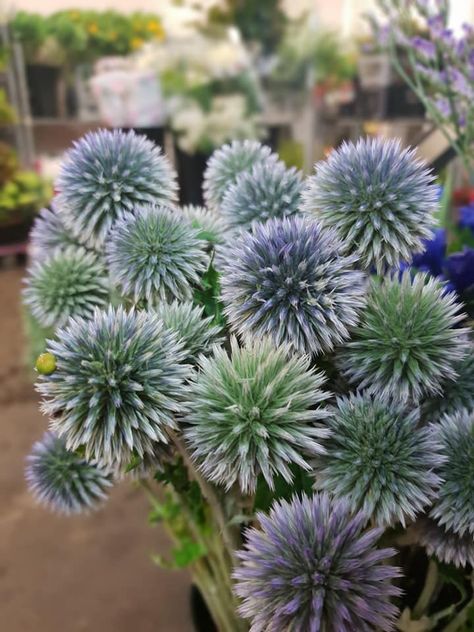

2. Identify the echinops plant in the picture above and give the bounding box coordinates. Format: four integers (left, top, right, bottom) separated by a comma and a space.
23, 129, 474, 632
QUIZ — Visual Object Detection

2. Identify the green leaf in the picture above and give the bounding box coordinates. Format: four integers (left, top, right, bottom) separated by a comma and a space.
172, 538, 207, 568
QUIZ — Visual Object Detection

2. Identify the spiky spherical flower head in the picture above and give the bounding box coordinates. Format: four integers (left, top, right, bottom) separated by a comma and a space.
339, 272, 467, 403
154, 301, 222, 362
221, 217, 366, 355
302, 137, 437, 273
23, 246, 109, 328
234, 493, 401, 631
220, 161, 303, 231
203, 140, 278, 210
29, 204, 79, 260
422, 342, 474, 421
181, 205, 227, 246
38, 306, 190, 469
415, 518, 474, 569
106, 205, 209, 304
184, 337, 331, 494
26, 432, 112, 514
313, 394, 443, 527
430, 409, 474, 537
56, 129, 177, 249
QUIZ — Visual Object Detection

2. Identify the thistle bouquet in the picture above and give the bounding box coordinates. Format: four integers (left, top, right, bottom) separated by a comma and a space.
24, 130, 474, 631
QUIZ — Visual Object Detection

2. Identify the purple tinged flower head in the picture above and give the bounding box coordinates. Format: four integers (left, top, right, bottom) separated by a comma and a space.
412, 36, 437, 60
302, 138, 438, 273
56, 129, 178, 250
220, 161, 303, 231
203, 140, 278, 211
339, 271, 468, 403
234, 493, 401, 631
415, 518, 474, 569
184, 337, 331, 494
37, 306, 191, 470
221, 216, 367, 355
106, 205, 209, 304
313, 393, 444, 527
430, 409, 474, 537
26, 431, 112, 514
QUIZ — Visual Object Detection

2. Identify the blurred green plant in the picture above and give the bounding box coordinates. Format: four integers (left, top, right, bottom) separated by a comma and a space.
0, 170, 52, 224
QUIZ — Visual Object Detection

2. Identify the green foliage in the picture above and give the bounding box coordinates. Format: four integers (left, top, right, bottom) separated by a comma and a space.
193, 261, 225, 326
0, 170, 52, 223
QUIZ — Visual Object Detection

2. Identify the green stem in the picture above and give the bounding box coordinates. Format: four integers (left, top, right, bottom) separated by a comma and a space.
441, 599, 474, 632
413, 560, 439, 619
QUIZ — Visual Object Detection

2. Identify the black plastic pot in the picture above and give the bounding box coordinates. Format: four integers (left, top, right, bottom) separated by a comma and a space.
26, 64, 61, 118
190, 585, 217, 632
120, 126, 165, 149
174, 145, 210, 207
0, 217, 33, 246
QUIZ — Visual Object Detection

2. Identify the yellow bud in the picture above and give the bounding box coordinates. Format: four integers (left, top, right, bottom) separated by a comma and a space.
36, 352, 56, 375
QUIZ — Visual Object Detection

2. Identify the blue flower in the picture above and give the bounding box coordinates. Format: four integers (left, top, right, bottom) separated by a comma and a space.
411, 228, 447, 277
445, 248, 474, 294
459, 204, 474, 233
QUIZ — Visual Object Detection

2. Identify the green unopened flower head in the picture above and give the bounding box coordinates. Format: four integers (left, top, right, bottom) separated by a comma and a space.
184, 337, 331, 494
313, 393, 443, 527
23, 246, 109, 328
339, 271, 467, 403
35, 352, 56, 375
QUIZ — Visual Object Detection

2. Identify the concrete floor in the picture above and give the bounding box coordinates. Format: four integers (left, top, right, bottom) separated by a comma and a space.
0, 266, 193, 631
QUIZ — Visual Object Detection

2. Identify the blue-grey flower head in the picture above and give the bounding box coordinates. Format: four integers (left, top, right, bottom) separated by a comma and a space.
221, 216, 367, 355
234, 493, 401, 631
415, 518, 474, 569
184, 337, 331, 493
56, 129, 178, 249
430, 409, 474, 537
23, 246, 109, 328
220, 161, 303, 231
154, 300, 222, 362
313, 393, 444, 527
106, 205, 209, 304
422, 342, 474, 421
203, 140, 278, 210
38, 306, 190, 469
181, 204, 227, 245
26, 431, 112, 514
29, 203, 80, 260
339, 271, 467, 403
302, 137, 437, 273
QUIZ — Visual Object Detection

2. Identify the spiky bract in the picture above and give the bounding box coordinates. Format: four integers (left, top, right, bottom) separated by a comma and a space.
221, 216, 366, 355
430, 409, 474, 537
23, 246, 109, 328
184, 338, 331, 493
339, 272, 467, 403
415, 518, 474, 569
106, 205, 209, 304
26, 431, 112, 514
203, 140, 278, 210
181, 205, 227, 245
302, 137, 437, 273
234, 493, 401, 632
56, 129, 177, 249
154, 301, 222, 362
38, 306, 190, 469
29, 204, 79, 260
422, 343, 474, 421
313, 394, 443, 527
220, 161, 303, 231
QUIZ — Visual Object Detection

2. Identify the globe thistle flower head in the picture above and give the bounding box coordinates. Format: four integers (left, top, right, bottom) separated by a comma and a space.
220, 161, 303, 231
415, 518, 474, 569
422, 342, 474, 421
23, 246, 109, 328
234, 493, 401, 631
154, 300, 222, 362
56, 129, 178, 249
106, 205, 209, 304
181, 204, 227, 245
29, 203, 79, 260
26, 431, 112, 514
313, 393, 443, 527
339, 271, 467, 403
430, 409, 474, 537
184, 337, 331, 494
38, 306, 190, 469
302, 137, 437, 273
203, 139, 278, 210
221, 216, 367, 355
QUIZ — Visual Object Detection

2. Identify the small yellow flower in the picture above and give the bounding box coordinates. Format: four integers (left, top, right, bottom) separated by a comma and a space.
131, 37, 144, 50
88, 23, 99, 35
